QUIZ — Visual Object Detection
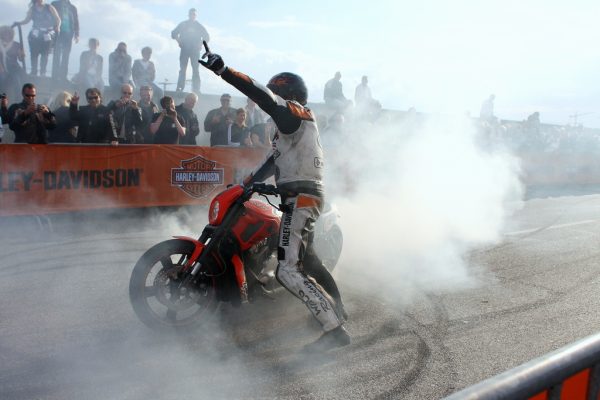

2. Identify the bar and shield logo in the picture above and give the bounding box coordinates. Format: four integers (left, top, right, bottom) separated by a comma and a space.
171, 155, 224, 198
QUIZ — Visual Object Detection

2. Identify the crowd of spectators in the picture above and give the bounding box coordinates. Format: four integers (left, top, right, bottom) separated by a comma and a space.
0, 3, 272, 146
1, 2, 597, 153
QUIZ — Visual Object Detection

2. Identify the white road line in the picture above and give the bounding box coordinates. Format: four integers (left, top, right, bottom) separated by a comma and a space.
505, 219, 598, 236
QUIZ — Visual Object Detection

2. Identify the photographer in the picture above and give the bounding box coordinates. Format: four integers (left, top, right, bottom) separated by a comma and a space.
106, 83, 142, 144
8, 83, 56, 143
150, 95, 186, 144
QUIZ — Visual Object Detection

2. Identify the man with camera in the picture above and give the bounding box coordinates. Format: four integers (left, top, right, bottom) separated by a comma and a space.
149, 96, 186, 144
106, 83, 143, 144
7, 83, 56, 144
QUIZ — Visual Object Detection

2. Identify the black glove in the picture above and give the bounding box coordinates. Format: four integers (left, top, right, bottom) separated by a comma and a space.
199, 40, 226, 75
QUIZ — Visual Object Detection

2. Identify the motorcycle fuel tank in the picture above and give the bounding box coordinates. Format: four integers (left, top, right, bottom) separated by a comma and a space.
231, 199, 280, 251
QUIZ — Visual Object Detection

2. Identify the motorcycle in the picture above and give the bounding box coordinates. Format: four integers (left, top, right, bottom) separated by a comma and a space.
129, 183, 343, 330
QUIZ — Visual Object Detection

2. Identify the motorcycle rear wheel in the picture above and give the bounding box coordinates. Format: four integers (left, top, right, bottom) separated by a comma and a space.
129, 239, 218, 330
316, 225, 344, 271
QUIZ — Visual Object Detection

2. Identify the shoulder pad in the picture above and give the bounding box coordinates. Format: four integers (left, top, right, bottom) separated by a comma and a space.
287, 101, 314, 121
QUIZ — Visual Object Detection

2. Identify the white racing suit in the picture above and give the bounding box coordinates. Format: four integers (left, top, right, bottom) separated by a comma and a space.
220, 68, 344, 331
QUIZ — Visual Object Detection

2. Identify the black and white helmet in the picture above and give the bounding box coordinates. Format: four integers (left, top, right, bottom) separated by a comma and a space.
267, 72, 308, 105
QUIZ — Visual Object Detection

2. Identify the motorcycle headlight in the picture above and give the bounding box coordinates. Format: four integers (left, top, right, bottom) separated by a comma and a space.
209, 200, 219, 225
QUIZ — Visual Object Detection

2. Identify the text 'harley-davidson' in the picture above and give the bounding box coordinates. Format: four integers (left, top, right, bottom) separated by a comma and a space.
129, 183, 343, 330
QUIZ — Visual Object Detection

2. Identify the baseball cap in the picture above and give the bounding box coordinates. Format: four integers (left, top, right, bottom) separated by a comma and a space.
221, 93, 231, 99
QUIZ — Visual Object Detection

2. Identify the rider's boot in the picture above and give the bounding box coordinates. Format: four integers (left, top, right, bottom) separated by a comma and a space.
302, 325, 351, 353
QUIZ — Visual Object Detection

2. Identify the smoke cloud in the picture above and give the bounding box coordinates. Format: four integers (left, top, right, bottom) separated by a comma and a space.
322, 113, 524, 305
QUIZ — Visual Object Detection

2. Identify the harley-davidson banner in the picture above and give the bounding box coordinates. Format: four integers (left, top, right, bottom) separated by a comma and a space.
0, 144, 266, 216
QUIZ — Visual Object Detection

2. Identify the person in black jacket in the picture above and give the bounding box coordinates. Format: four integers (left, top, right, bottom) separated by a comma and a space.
106, 83, 143, 144
175, 92, 200, 145
150, 95, 185, 144
69, 87, 117, 144
8, 83, 56, 143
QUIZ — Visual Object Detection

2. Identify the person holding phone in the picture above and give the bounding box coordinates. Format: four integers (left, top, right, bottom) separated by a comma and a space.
8, 82, 55, 143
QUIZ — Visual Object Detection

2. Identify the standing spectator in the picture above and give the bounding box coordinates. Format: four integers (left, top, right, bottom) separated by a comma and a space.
204, 93, 236, 146
244, 97, 264, 129
132, 46, 163, 100
108, 42, 133, 97
106, 83, 143, 144
48, 90, 76, 142
0, 25, 26, 101
354, 75, 381, 121
69, 87, 117, 144
150, 96, 186, 144
171, 8, 210, 94
226, 108, 250, 146
72, 38, 103, 93
354, 75, 372, 106
50, 0, 78, 82
324, 71, 352, 113
480, 94, 496, 122
8, 83, 56, 143
247, 120, 273, 149
138, 85, 158, 144
1, 93, 9, 143
175, 92, 200, 145
1, 93, 9, 123
14, 0, 61, 77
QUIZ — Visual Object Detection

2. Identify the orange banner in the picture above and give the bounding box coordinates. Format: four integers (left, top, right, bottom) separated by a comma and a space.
0, 144, 267, 217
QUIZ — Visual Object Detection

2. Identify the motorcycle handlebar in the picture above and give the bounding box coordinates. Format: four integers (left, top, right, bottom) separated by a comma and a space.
250, 183, 279, 196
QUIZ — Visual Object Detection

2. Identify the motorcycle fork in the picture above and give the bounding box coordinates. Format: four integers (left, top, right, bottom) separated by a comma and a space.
183, 200, 249, 303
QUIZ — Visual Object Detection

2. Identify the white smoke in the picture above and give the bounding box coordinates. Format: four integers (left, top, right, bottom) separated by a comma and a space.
323, 113, 524, 304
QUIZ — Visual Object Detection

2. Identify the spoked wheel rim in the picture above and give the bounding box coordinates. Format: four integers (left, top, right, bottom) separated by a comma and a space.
131, 243, 217, 329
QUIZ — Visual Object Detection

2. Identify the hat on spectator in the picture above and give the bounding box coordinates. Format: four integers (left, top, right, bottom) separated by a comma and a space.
221, 93, 231, 99
189, 8, 197, 13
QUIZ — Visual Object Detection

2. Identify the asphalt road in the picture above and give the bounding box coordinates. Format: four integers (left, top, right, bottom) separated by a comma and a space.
2, 193, 600, 399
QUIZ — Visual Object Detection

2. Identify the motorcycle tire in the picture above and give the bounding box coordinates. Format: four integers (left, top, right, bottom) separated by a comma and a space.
316, 225, 344, 272
129, 239, 218, 330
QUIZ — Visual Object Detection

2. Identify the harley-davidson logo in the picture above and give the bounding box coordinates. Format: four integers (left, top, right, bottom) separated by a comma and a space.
171, 155, 224, 198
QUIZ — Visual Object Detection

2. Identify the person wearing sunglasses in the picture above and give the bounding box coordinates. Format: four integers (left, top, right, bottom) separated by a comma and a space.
7, 82, 56, 143
106, 83, 142, 144
69, 87, 117, 144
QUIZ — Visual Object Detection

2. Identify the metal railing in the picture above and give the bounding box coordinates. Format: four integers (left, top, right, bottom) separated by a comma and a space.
444, 333, 600, 400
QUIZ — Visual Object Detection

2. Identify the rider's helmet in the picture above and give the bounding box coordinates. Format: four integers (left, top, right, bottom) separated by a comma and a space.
267, 72, 308, 105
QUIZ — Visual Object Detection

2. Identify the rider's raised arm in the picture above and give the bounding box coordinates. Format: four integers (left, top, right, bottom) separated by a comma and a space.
220, 68, 301, 135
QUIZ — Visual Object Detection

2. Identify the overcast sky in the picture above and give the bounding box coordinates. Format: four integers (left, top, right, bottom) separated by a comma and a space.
4, 0, 600, 127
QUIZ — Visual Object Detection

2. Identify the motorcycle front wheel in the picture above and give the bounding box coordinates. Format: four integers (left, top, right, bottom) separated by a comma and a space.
129, 239, 218, 330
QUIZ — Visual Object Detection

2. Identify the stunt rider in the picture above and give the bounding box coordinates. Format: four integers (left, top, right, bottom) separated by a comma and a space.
200, 42, 350, 352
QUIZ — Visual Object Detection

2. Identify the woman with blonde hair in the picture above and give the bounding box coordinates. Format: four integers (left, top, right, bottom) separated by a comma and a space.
48, 90, 77, 142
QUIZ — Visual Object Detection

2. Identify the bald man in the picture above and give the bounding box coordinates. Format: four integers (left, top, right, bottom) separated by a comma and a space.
175, 92, 200, 145
106, 83, 143, 143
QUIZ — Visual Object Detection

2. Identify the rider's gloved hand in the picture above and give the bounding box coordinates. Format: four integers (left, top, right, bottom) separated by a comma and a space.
199, 40, 226, 75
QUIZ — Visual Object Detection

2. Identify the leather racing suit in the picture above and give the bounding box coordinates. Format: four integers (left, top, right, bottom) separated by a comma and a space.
219, 67, 344, 332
